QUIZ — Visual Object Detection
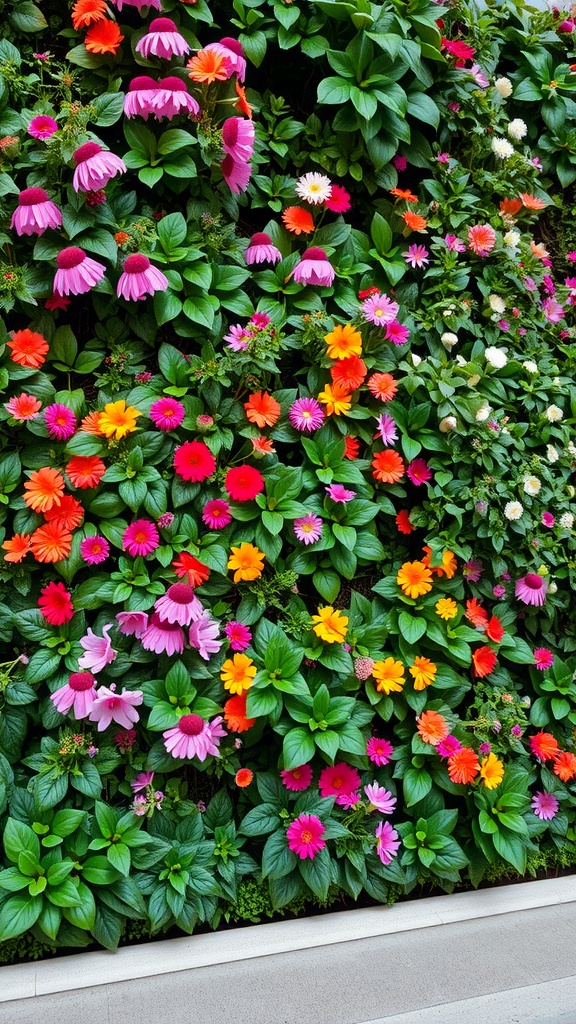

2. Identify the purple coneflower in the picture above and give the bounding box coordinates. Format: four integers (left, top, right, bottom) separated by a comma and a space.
117, 254, 169, 301
80, 535, 110, 565
189, 612, 222, 660
44, 403, 77, 441
403, 244, 429, 268
72, 142, 126, 192
245, 232, 281, 265
116, 611, 149, 638
135, 18, 190, 59
361, 292, 399, 325
152, 77, 199, 119
288, 397, 325, 432
50, 672, 97, 719
293, 514, 323, 545
163, 713, 226, 760
28, 115, 58, 140
149, 396, 185, 431
53, 246, 106, 296
155, 583, 203, 626
11, 187, 62, 236
124, 76, 160, 120
375, 414, 398, 446
204, 37, 246, 81
292, 247, 335, 287
222, 117, 255, 162
531, 792, 558, 820
221, 155, 251, 194
140, 613, 185, 655
515, 573, 548, 606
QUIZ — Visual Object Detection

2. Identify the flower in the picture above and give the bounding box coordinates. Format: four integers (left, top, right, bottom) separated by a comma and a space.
324, 324, 363, 360
485, 616, 504, 643
409, 657, 437, 690
367, 373, 397, 401
545, 405, 563, 423
404, 244, 429, 268
522, 475, 541, 497
224, 693, 256, 733
324, 185, 350, 212
288, 397, 325, 432
28, 115, 58, 140
494, 76, 513, 97
225, 465, 265, 501
225, 621, 252, 652
366, 737, 393, 765
319, 763, 360, 802
480, 753, 505, 789
448, 748, 480, 784
221, 117, 255, 164
396, 561, 433, 599
124, 76, 161, 120
287, 813, 326, 860
294, 515, 323, 545
542, 512, 555, 528
202, 499, 232, 530
227, 543, 265, 582
140, 614, 185, 655
385, 321, 410, 345
221, 653, 257, 694
406, 458, 432, 486
491, 137, 515, 159
54, 247, 106, 296
311, 606, 348, 643
66, 456, 106, 489
84, 19, 124, 55
468, 224, 497, 256
23, 468, 65, 514
78, 624, 116, 674
282, 206, 315, 234
149, 397, 185, 431
472, 646, 498, 678
44, 495, 83, 533
44, 403, 77, 441
11, 187, 62, 236
174, 441, 216, 482
436, 735, 463, 759
317, 383, 351, 416
163, 714, 225, 761
485, 347, 508, 369
187, 48, 231, 84
515, 573, 548, 606
361, 293, 399, 327
123, 520, 160, 558
372, 450, 405, 484
235, 768, 253, 788
296, 172, 332, 205
325, 483, 356, 503
374, 821, 401, 865
4, 393, 42, 420
116, 611, 149, 638
293, 247, 335, 287
436, 598, 458, 620
135, 17, 190, 59
152, 77, 199, 120
520, 192, 547, 211
38, 581, 74, 625
30, 522, 72, 563
559, 513, 574, 529
417, 710, 449, 745
402, 210, 427, 231
281, 765, 313, 791
205, 37, 246, 80
221, 155, 251, 194
534, 647, 554, 670
89, 685, 143, 731
72, 142, 126, 192
531, 792, 559, 820
51, 672, 98, 719
155, 583, 203, 627
331, 355, 367, 393
373, 658, 405, 694
244, 391, 281, 428
117, 255, 169, 301
508, 118, 527, 140
7, 329, 49, 368
553, 751, 576, 782
504, 501, 523, 521
245, 232, 282, 265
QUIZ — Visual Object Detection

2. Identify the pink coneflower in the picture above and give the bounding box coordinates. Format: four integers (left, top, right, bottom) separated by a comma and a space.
435, 734, 463, 758
80, 535, 110, 565
293, 247, 335, 287
534, 647, 554, 670
294, 514, 323, 545
244, 232, 282, 265
54, 247, 106, 296
152, 77, 199, 119
135, 18, 190, 59
89, 684, 143, 731
124, 76, 160, 119
463, 559, 483, 582
224, 324, 250, 350
406, 458, 432, 486
116, 611, 149, 638
123, 519, 159, 558
288, 397, 325, 432
222, 117, 255, 162
325, 483, 355, 503
202, 499, 232, 529
117, 254, 168, 301
324, 184, 351, 212
515, 573, 548, 606
163, 713, 226, 760
4, 393, 42, 420
375, 414, 398, 444
44, 403, 77, 441
28, 115, 58, 140
541, 512, 555, 528
280, 765, 313, 791
445, 234, 466, 252
221, 155, 251, 194
385, 321, 410, 345
403, 244, 429, 268
11, 187, 62, 236
287, 813, 326, 859
361, 292, 399, 325
149, 396, 185, 431
364, 784, 396, 814
189, 613, 222, 660
140, 613, 185, 655
204, 37, 246, 81
51, 672, 98, 719
468, 223, 497, 256
318, 762, 361, 801
155, 582, 203, 626
531, 792, 559, 820
374, 820, 401, 865
366, 737, 393, 766
225, 621, 252, 651
72, 142, 126, 192
78, 624, 117, 674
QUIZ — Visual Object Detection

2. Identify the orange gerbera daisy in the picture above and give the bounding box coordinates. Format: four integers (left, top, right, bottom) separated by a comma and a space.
224, 693, 256, 733
396, 560, 433, 599
80, 410, 105, 435
187, 49, 230, 84
317, 382, 352, 416
417, 710, 449, 745
499, 198, 522, 216
390, 188, 418, 202
281, 206, 315, 235
23, 468, 65, 514
30, 522, 73, 563
324, 324, 362, 360
71, 0, 107, 30
66, 455, 107, 489
448, 747, 480, 784
402, 210, 428, 231
372, 449, 405, 484
7, 329, 49, 369
330, 355, 367, 392
251, 436, 275, 454
553, 751, 576, 782
530, 732, 560, 761
409, 656, 437, 691
85, 19, 124, 54
235, 79, 253, 119
44, 495, 84, 531
367, 372, 397, 402
519, 193, 546, 210
244, 391, 281, 428
2, 533, 32, 563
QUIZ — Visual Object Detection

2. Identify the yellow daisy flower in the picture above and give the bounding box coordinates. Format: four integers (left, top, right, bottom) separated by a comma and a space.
311, 606, 349, 643
373, 657, 405, 694
98, 400, 141, 440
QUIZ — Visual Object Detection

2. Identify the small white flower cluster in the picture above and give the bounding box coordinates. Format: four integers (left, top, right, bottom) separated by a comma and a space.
492, 137, 515, 160
507, 118, 528, 141
488, 293, 506, 313
494, 76, 513, 98
504, 500, 523, 520
523, 360, 538, 373
559, 512, 574, 529
546, 405, 563, 422
476, 400, 492, 421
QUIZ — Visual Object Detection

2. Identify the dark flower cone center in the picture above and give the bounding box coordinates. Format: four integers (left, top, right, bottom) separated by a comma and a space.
166, 583, 194, 603
129, 76, 158, 92
149, 17, 177, 32
69, 672, 96, 692
19, 186, 49, 206
74, 141, 102, 165
124, 254, 150, 274
220, 37, 243, 56
524, 574, 544, 589
302, 247, 327, 261
250, 232, 272, 245
179, 713, 205, 735
158, 77, 186, 91
222, 119, 239, 146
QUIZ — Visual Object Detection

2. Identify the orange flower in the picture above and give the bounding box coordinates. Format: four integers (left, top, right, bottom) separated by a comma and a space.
235, 79, 253, 119
23, 468, 65, 514
223, 693, 256, 733
553, 751, 576, 782
499, 198, 522, 216
244, 391, 281, 428
2, 533, 31, 563
390, 188, 418, 202
85, 19, 124, 54
324, 324, 362, 360
472, 646, 498, 678
519, 193, 546, 210
465, 598, 488, 628
317, 382, 351, 416
485, 615, 504, 643
187, 49, 230, 84
372, 449, 405, 484
417, 710, 449, 745
251, 436, 275, 454
7, 329, 49, 369
235, 768, 254, 788
282, 206, 315, 235
66, 455, 106, 489
402, 210, 427, 231
421, 546, 457, 578
30, 522, 72, 563
172, 552, 210, 587
367, 372, 397, 402
80, 410, 104, 435
330, 355, 367, 392
409, 656, 437, 691
71, 0, 107, 30
530, 732, 559, 761
447, 747, 480, 784
396, 560, 433, 599
44, 495, 84, 531
530, 240, 549, 260
343, 436, 360, 459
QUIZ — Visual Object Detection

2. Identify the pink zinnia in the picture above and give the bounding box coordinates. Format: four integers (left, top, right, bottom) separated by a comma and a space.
385, 321, 410, 345
149, 396, 185, 431
80, 535, 110, 565
366, 737, 393, 766
72, 141, 126, 192
135, 18, 190, 59
468, 223, 497, 257
435, 734, 463, 759
54, 246, 105, 296
123, 519, 159, 558
293, 247, 335, 287
44, 403, 77, 441
140, 613, 185, 655
28, 115, 58, 140
403, 244, 429, 268
222, 117, 255, 163
124, 76, 160, 120
286, 813, 326, 859
294, 514, 323, 545
117, 254, 169, 302
4, 393, 42, 420
204, 37, 246, 81
406, 458, 432, 486
221, 155, 251, 194
531, 792, 559, 820
51, 671, 98, 719
288, 397, 325, 432
116, 610, 149, 638
534, 647, 554, 670
326, 483, 355, 503
245, 232, 282, 265
78, 624, 116, 674
155, 583, 203, 626
11, 187, 62, 236
324, 184, 351, 213
163, 713, 226, 760
280, 765, 313, 792
189, 613, 222, 660
202, 498, 232, 529
89, 684, 143, 731
318, 762, 361, 801
374, 820, 401, 865
225, 621, 252, 652
361, 292, 399, 325
515, 573, 548, 606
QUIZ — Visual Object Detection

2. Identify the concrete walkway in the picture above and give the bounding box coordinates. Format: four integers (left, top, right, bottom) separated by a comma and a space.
2, 879, 576, 1024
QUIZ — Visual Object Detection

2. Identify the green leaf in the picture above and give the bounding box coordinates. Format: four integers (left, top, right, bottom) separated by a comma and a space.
283, 727, 316, 771
107, 843, 131, 877
403, 768, 432, 807
0, 893, 42, 939
4, 818, 40, 864
92, 92, 125, 126
9, 1, 48, 31
240, 803, 281, 837
318, 76, 353, 104
398, 612, 427, 644
371, 212, 393, 254
262, 830, 297, 878
299, 846, 330, 900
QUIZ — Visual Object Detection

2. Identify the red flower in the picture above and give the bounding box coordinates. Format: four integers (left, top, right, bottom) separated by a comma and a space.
472, 646, 498, 678
173, 441, 216, 482
225, 465, 265, 501
343, 436, 360, 459
44, 495, 84, 531
553, 751, 576, 782
465, 598, 488, 629
485, 615, 505, 643
38, 581, 74, 625
330, 355, 367, 393
395, 509, 415, 535
172, 552, 211, 587
66, 455, 106, 489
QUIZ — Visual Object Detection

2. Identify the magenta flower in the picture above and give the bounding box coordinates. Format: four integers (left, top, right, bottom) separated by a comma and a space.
406, 458, 433, 486
124, 76, 160, 120
542, 297, 565, 323
479, 742, 491, 754
28, 115, 58, 140
280, 765, 313, 792
293, 514, 323, 545
361, 292, 399, 325
225, 621, 252, 652
364, 784, 396, 815
140, 613, 185, 655
224, 325, 250, 350
534, 647, 554, 670
131, 771, 154, 793
155, 583, 203, 626
366, 737, 393, 766
385, 321, 410, 345
288, 397, 325, 432
188, 612, 222, 660
44, 403, 77, 441
123, 520, 160, 558
222, 117, 255, 163
375, 414, 398, 445
531, 792, 559, 821
292, 247, 335, 287
463, 559, 483, 582
403, 244, 429, 268
205, 37, 246, 81
221, 155, 252, 194
50, 671, 97, 719
324, 184, 351, 213
326, 483, 355, 503
318, 763, 361, 800
286, 813, 326, 860
11, 187, 62, 236
116, 611, 149, 638
493, 585, 506, 599
435, 734, 463, 759
468, 63, 489, 87
444, 234, 466, 252
392, 154, 407, 170
80, 535, 110, 566
163, 713, 226, 760
53, 247, 106, 296
542, 512, 555, 528
72, 142, 126, 192
374, 820, 401, 865
515, 573, 548, 606
78, 624, 117, 674
152, 77, 199, 119
117, 254, 169, 302
89, 684, 143, 731
202, 499, 232, 529
245, 232, 282, 266
135, 18, 190, 59
149, 396, 185, 431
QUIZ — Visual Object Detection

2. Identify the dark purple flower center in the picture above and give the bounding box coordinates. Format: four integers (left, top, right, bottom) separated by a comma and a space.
220, 37, 244, 56
302, 247, 327, 261
56, 246, 85, 269
73, 141, 102, 165
158, 76, 186, 92
129, 76, 158, 92
149, 17, 178, 32
524, 573, 544, 589
250, 232, 272, 246
166, 583, 194, 603
19, 186, 49, 206
124, 254, 150, 274
179, 713, 205, 736
68, 672, 96, 692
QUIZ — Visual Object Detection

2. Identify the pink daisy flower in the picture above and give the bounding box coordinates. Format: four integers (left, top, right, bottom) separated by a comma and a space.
288, 397, 325, 432
50, 671, 98, 719
292, 247, 335, 287
124, 76, 160, 120
531, 792, 559, 820
44, 403, 77, 441
403, 244, 429, 268
541, 512, 555, 528
280, 765, 313, 791
293, 514, 323, 545
385, 321, 410, 345
204, 37, 246, 81
155, 583, 203, 626
78, 624, 116, 674
406, 458, 433, 486
80, 535, 110, 565
361, 292, 399, 325
435, 734, 463, 759
116, 611, 149, 638
188, 612, 222, 660
444, 234, 466, 252
117, 254, 169, 302
515, 573, 548, 606
123, 520, 159, 558
245, 232, 282, 265
72, 142, 126, 192
534, 647, 554, 670
467, 223, 497, 257
149, 396, 185, 431
364, 784, 396, 814
163, 713, 226, 760
225, 621, 252, 652
140, 613, 185, 655
202, 499, 232, 529
221, 155, 252, 194
318, 762, 361, 800
324, 184, 351, 213
4, 393, 42, 420
366, 737, 393, 766
374, 820, 401, 865
135, 18, 190, 59
28, 115, 58, 140
89, 684, 143, 731
54, 247, 106, 296
152, 77, 200, 119
463, 559, 483, 582
542, 297, 565, 323
375, 413, 398, 445
326, 483, 355, 503
286, 813, 326, 859
222, 117, 255, 162
224, 324, 250, 350
11, 187, 62, 236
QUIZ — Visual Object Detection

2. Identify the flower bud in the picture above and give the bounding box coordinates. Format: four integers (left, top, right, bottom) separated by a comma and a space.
439, 415, 458, 432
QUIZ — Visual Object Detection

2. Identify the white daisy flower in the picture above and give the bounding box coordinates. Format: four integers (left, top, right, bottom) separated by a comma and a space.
545, 405, 563, 422
503, 230, 520, 248
488, 294, 506, 313
295, 172, 332, 205
504, 500, 523, 521
494, 77, 513, 97
523, 475, 541, 496
492, 137, 515, 159
507, 118, 527, 140
523, 360, 538, 373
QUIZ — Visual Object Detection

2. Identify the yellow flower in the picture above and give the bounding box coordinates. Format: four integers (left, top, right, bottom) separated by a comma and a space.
435, 598, 458, 621
479, 752, 505, 790
227, 543, 265, 583
221, 654, 257, 695
324, 324, 363, 360
396, 560, 433, 600
311, 606, 348, 643
317, 383, 352, 416
98, 400, 141, 440
373, 657, 405, 694
409, 656, 437, 691
440, 550, 457, 579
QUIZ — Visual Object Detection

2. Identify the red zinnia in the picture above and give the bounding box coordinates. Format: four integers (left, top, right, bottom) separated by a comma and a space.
465, 598, 489, 629
530, 732, 560, 761
225, 465, 265, 502
396, 509, 415, 535
44, 494, 85, 531
38, 581, 74, 626
447, 747, 480, 784
173, 441, 216, 482
7, 329, 49, 369
372, 450, 405, 484
472, 646, 498, 678
485, 615, 505, 643
343, 436, 360, 459
85, 19, 124, 54
172, 552, 211, 587
66, 455, 106, 489
330, 355, 367, 393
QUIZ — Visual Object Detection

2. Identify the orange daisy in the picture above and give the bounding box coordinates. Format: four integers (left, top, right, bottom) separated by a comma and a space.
7, 329, 49, 369
372, 449, 405, 484
235, 768, 254, 788
244, 391, 281, 428
402, 210, 427, 231
390, 188, 418, 202
224, 693, 256, 733
553, 751, 576, 782
23, 468, 66, 514
519, 193, 547, 210
330, 355, 367, 392
317, 382, 351, 416
85, 19, 124, 55
417, 710, 449, 745
71, 0, 107, 30
251, 436, 275, 454
2, 533, 32, 563
367, 372, 397, 402
66, 455, 106, 489
421, 546, 457, 579
30, 522, 73, 563
281, 206, 315, 235
324, 324, 362, 360
448, 747, 480, 784
187, 49, 230, 84
499, 198, 522, 216
44, 494, 85, 531
465, 598, 488, 628
80, 410, 104, 435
